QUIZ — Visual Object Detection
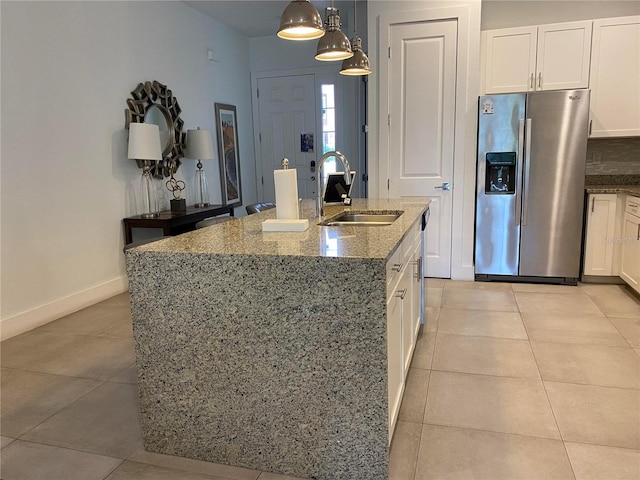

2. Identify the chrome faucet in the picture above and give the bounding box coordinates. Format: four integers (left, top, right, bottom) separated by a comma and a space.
316, 151, 352, 218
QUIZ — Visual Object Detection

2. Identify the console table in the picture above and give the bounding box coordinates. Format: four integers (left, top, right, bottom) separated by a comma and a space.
123, 204, 234, 245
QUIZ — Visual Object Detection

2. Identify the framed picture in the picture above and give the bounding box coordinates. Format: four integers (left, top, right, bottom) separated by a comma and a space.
214, 103, 242, 207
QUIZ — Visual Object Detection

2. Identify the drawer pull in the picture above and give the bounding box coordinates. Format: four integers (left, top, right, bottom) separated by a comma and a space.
395, 288, 407, 300
392, 263, 403, 272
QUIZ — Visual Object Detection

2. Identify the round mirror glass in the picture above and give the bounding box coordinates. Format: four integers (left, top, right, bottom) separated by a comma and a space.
145, 104, 173, 156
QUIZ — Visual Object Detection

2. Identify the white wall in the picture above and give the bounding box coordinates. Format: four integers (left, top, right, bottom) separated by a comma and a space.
367, 0, 481, 280
0, 1, 256, 339
481, 1, 640, 30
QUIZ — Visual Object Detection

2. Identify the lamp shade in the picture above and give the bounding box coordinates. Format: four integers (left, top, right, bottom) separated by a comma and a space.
315, 8, 353, 61
185, 129, 214, 159
340, 37, 372, 75
128, 123, 162, 161
277, 0, 325, 40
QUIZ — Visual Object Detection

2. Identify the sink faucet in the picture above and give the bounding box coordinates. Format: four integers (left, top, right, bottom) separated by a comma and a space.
316, 151, 352, 218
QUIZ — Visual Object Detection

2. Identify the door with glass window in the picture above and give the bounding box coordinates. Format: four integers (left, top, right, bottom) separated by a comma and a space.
256, 75, 318, 201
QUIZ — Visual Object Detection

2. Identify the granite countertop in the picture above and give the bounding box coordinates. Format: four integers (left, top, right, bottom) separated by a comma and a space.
585, 175, 640, 196
128, 198, 430, 260
585, 185, 640, 196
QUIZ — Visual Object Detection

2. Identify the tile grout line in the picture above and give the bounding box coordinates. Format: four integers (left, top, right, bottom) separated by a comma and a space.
521, 297, 579, 480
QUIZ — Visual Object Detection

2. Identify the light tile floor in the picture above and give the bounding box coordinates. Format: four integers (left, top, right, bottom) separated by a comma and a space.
1, 281, 639, 479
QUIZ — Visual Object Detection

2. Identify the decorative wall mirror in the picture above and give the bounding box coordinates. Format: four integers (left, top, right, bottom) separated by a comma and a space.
125, 81, 185, 178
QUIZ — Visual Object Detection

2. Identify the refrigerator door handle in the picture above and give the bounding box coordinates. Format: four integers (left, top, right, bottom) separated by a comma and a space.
515, 119, 525, 226
522, 118, 533, 226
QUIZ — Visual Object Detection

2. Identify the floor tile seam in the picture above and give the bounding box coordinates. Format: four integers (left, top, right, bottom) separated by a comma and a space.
536, 370, 577, 480
120, 458, 248, 480
562, 439, 640, 453
542, 379, 640, 392
7, 377, 109, 441
418, 369, 433, 430
8, 365, 118, 385
434, 331, 532, 344
604, 318, 640, 350
420, 419, 564, 442
428, 367, 547, 383
436, 329, 530, 341
408, 365, 430, 373
101, 457, 126, 480
529, 339, 639, 352
6, 437, 127, 463
0, 365, 110, 385
429, 367, 541, 381
93, 332, 135, 340
17, 431, 141, 462
521, 337, 630, 348
439, 304, 520, 314
104, 362, 138, 384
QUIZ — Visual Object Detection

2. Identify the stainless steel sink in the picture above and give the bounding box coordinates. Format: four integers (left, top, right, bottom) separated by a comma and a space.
319, 211, 403, 226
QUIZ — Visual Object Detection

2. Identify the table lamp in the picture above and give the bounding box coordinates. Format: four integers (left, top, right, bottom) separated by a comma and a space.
185, 128, 214, 208
128, 123, 162, 218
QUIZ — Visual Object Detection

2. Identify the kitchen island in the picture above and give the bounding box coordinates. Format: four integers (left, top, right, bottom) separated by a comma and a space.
125, 198, 430, 479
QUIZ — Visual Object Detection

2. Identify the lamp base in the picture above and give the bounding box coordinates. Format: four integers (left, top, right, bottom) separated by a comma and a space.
171, 199, 187, 212
141, 212, 159, 219
194, 202, 210, 208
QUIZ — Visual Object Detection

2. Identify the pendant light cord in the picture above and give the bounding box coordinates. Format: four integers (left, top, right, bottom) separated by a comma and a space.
353, 0, 357, 36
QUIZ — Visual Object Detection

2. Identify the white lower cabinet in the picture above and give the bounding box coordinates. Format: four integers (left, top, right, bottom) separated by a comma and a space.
387, 220, 424, 441
620, 196, 640, 293
583, 194, 619, 276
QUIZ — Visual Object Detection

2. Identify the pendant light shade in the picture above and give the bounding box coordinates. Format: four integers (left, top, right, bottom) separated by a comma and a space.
315, 7, 353, 61
277, 0, 325, 41
340, 37, 371, 75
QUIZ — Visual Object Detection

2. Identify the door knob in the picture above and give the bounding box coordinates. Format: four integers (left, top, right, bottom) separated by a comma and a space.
434, 182, 451, 191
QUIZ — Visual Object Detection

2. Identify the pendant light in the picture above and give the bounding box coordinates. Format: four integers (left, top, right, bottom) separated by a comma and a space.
315, 5, 353, 61
340, 1, 371, 75
277, 0, 325, 41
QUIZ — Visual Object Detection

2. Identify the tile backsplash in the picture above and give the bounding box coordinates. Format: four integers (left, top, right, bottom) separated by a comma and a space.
585, 137, 640, 175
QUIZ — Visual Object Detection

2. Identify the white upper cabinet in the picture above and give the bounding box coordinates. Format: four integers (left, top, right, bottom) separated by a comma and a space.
589, 16, 640, 138
482, 21, 592, 94
482, 26, 537, 94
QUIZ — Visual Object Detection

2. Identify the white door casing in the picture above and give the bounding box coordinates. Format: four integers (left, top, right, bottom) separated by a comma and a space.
256, 74, 317, 202
385, 19, 458, 279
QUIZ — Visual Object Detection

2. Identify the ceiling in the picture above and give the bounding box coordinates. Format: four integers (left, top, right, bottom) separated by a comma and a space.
184, 0, 354, 38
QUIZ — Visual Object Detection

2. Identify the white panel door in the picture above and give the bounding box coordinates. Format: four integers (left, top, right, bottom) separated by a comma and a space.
388, 19, 457, 278
257, 75, 317, 201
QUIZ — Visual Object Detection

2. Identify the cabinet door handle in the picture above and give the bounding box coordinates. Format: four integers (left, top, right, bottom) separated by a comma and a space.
591, 197, 595, 213
395, 288, 407, 300
538, 72, 542, 89
637, 224, 640, 241
530, 73, 534, 89
414, 257, 422, 281
392, 262, 403, 272
589, 120, 593, 136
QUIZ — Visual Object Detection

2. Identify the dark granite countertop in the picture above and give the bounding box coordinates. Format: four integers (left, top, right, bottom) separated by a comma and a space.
585, 175, 640, 196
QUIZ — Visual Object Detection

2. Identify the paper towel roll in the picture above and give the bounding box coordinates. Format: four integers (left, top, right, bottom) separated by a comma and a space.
274, 169, 299, 219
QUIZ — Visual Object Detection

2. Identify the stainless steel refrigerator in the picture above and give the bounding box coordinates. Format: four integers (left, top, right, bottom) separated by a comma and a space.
474, 89, 590, 285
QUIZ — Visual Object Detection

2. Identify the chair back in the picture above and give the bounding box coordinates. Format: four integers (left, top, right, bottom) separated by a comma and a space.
246, 202, 276, 215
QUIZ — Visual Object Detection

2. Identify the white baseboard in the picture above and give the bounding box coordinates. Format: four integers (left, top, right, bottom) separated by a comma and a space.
1, 276, 129, 341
